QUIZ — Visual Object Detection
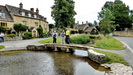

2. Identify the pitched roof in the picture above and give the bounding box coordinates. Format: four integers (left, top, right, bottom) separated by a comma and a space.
75, 24, 89, 32
5, 4, 47, 22
0, 5, 13, 22
84, 26, 96, 32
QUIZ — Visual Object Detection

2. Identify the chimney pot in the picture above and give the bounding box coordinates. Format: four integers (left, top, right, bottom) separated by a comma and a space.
30, 8, 34, 12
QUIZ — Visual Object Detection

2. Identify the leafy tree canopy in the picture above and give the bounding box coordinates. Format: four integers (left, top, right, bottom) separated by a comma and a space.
51, 0, 76, 29
13, 23, 28, 32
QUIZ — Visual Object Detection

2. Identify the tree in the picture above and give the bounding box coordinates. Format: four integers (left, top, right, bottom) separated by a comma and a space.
130, 10, 133, 22
0, 26, 6, 32
49, 24, 55, 29
51, 0, 76, 29
98, 1, 114, 21
93, 20, 98, 26
88, 22, 93, 26
98, 0, 132, 30
100, 18, 116, 36
37, 25, 44, 38
13, 23, 28, 36
113, 0, 131, 30
99, 9, 116, 36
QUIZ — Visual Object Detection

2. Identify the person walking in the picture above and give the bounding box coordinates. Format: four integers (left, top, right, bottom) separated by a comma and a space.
60, 30, 65, 44
0, 32, 4, 42
65, 28, 70, 44
52, 31, 58, 43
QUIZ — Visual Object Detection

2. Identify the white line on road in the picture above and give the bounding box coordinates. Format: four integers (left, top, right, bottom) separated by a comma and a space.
122, 41, 133, 54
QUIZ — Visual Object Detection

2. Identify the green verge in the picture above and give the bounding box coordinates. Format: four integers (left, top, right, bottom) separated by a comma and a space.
38, 37, 62, 44
94, 37, 125, 50
93, 49, 129, 66
0, 45, 5, 50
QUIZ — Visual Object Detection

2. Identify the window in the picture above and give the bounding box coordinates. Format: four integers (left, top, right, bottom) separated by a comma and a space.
22, 21, 27, 25
21, 12, 25, 16
0, 22, 7, 27
0, 13, 6, 18
35, 22, 38, 27
34, 15, 37, 18
28, 13, 31, 17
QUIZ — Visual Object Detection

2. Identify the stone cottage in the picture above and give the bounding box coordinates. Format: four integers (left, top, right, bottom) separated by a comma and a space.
0, 3, 49, 37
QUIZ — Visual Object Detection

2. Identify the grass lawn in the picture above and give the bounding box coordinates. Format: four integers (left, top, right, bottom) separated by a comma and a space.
0, 45, 5, 50
38, 37, 62, 44
93, 49, 129, 66
94, 37, 125, 50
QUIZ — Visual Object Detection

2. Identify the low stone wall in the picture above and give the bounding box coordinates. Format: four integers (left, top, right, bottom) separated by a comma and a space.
113, 31, 133, 37
88, 50, 107, 64
4, 37, 22, 41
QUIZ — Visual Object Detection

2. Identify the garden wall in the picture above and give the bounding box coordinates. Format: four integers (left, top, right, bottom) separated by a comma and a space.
113, 31, 133, 37
4, 37, 22, 41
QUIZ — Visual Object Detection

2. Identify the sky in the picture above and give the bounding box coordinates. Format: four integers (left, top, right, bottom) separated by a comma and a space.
0, 0, 133, 24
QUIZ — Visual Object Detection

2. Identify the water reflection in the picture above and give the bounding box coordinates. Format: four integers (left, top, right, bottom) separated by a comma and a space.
0, 50, 108, 75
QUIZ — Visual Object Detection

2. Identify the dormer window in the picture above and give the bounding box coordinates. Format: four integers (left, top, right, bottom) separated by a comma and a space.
0, 13, 6, 18
34, 15, 37, 18
21, 12, 25, 16
28, 13, 31, 17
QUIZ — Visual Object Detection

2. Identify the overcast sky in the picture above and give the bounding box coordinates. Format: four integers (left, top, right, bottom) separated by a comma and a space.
0, 0, 133, 24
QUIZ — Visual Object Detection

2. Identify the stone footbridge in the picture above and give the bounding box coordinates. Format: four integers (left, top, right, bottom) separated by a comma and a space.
26, 43, 107, 64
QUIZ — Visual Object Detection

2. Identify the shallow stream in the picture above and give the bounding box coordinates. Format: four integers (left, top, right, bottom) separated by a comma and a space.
0, 50, 108, 75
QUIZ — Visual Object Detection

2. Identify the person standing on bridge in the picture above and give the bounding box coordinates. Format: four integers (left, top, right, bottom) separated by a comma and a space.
60, 30, 65, 44
65, 28, 71, 44
52, 31, 58, 43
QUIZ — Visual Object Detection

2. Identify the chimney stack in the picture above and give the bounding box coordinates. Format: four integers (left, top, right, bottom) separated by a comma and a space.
19, 3, 23, 12
30, 8, 34, 12
36, 8, 39, 14
82, 22, 84, 25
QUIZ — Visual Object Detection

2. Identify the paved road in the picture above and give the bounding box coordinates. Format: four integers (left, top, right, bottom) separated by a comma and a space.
114, 37, 133, 67
115, 37, 133, 53
0, 38, 50, 51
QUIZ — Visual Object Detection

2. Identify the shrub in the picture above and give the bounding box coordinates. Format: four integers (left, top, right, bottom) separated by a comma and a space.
70, 34, 90, 44
4, 34, 17, 38
89, 35, 101, 39
78, 29, 84, 34
22, 32, 32, 39
37, 25, 43, 38
90, 28, 99, 35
